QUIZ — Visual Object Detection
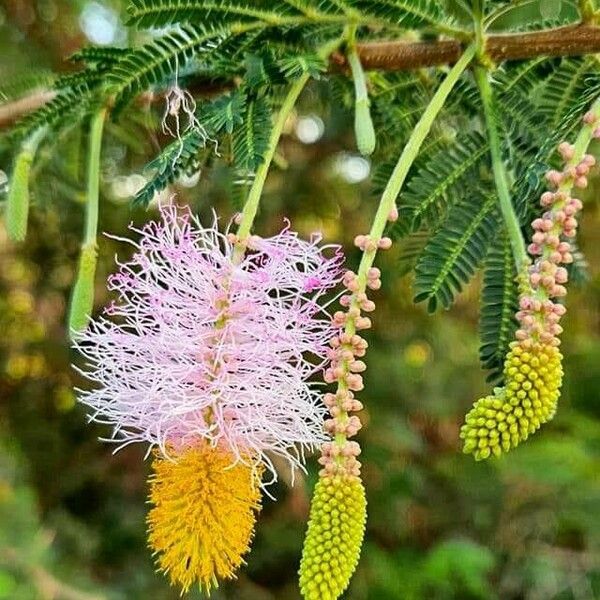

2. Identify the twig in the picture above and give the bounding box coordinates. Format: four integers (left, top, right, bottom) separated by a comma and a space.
0, 89, 56, 128
4, 24, 600, 128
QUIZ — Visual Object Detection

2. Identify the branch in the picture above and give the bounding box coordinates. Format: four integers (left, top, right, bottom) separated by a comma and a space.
3, 25, 600, 128
0, 89, 56, 128
342, 24, 600, 70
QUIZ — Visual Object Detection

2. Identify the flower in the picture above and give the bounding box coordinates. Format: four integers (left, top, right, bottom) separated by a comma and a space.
74, 204, 343, 480
299, 228, 392, 599
461, 342, 562, 459
147, 443, 262, 594
461, 108, 599, 460
299, 474, 367, 600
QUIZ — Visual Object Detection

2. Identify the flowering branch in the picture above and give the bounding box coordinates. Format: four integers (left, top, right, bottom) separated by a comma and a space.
461, 97, 600, 460
299, 43, 477, 600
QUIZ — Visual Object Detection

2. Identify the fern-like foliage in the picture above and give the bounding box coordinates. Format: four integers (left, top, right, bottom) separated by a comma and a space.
352, 0, 447, 28
107, 25, 230, 113
0, 70, 55, 103
134, 129, 209, 207
70, 46, 130, 68
9, 77, 100, 143
413, 195, 499, 312
479, 233, 519, 383
231, 96, 272, 170
126, 0, 448, 30
204, 89, 248, 134
393, 132, 489, 237
127, 0, 301, 29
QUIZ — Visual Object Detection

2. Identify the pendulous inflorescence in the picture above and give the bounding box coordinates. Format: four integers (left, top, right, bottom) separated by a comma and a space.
147, 444, 262, 595
75, 204, 344, 592
461, 106, 600, 460
299, 208, 397, 600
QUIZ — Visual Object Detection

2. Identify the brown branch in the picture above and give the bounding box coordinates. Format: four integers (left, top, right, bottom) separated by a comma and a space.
346, 24, 600, 71
0, 89, 56, 129
3, 24, 600, 129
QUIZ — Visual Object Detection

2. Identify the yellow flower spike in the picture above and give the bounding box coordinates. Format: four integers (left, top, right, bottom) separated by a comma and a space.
147, 444, 262, 595
460, 341, 563, 460
299, 475, 367, 600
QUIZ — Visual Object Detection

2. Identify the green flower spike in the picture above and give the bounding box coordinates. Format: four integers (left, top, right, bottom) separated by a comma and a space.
461, 342, 563, 460
462, 97, 600, 460
299, 474, 367, 600
5, 127, 46, 242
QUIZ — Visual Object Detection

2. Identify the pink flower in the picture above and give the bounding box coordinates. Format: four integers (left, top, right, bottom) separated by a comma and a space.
74, 205, 343, 482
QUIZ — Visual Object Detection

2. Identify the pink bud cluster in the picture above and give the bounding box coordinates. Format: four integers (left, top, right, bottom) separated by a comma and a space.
516, 112, 599, 348
318, 207, 398, 478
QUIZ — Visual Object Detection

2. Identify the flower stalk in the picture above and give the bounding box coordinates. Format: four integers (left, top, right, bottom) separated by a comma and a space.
325, 43, 477, 473
233, 37, 344, 262
475, 67, 529, 270
232, 73, 310, 262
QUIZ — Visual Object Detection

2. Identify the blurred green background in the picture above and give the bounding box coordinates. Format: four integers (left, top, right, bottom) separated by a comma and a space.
1, 1, 600, 598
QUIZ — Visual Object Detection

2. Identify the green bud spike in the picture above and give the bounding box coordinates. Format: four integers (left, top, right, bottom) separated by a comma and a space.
6, 152, 32, 241
354, 98, 376, 157
5, 127, 47, 242
68, 243, 98, 333
68, 107, 107, 338
347, 42, 376, 156
299, 475, 367, 600
460, 342, 563, 460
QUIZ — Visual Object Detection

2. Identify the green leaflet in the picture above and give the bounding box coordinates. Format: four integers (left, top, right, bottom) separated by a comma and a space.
414, 195, 499, 312
479, 233, 519, 383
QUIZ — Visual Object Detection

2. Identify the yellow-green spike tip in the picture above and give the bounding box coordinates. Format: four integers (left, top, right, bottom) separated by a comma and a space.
68, 243, 98, 335
5, 149, 34, 242
299, 475, 366, 600
354, 98, 376, 156
460, 341, 563, 460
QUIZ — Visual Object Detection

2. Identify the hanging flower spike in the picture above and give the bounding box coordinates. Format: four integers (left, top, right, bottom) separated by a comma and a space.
147, 443, 262, 595
74, 204, 344, 592
75, 204, 343, 479
301, 46, 477, 599
299, 232, 393, 600
461, 103, 600, 460
5, 126, 47, 242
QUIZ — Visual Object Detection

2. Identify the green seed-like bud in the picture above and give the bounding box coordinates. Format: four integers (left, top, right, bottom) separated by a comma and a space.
354, 98, 376, 156
299, 475, 366, 600
68, 243, 98, 336
460, 342, 563, 460
6, 150, 34, 242
5, 128, 46, 242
